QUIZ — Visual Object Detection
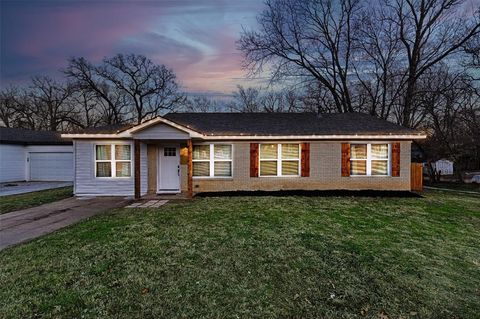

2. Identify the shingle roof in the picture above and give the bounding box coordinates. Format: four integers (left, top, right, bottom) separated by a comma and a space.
64, 112, 423, 137
163, 112, 421, 136
68, 124, 134, 134
0, 127, 72, 145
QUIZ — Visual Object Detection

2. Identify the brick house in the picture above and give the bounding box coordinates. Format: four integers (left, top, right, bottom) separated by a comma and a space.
61, 113, 426, 197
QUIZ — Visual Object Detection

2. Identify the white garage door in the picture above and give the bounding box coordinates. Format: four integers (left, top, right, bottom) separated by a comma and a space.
29, 152, 73, 181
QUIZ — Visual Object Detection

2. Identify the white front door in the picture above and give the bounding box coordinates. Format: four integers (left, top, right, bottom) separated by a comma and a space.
157, 145, 180, 193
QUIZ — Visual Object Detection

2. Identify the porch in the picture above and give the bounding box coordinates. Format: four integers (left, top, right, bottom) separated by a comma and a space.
133, 139, 193, 199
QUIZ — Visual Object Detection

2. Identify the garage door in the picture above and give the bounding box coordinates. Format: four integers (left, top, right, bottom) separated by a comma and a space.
29, 152, 73, 181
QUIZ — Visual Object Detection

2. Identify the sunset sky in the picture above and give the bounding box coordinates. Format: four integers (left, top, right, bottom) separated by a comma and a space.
0, 0, 263, 95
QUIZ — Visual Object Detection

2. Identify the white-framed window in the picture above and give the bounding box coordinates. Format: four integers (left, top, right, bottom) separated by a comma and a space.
192, 144, 232, 177
350, 143, 390, 176
95, 144, 132, 178
259, 143, 300, 177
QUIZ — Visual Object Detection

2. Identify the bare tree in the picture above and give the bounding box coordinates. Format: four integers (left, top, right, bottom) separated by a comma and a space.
13, 90, 38, 130
354, 5, 404, 119
238, 0, 360, 113
182, 96, 221, 112
390, 0, 480, 127
0, 86, 20, 127
300, 81, 338, 113
458, 88, 480, 169
464, 35, 480, 68
97, 54, 185, 124
414, 64, 480, 175
464, 26, 480, 83
64, 57, 131, 124
68, 88, 103, 128
260, 89, 303, 112
228, 85, 261, 112
261, 91, 284, 112
29, 76, 76, 131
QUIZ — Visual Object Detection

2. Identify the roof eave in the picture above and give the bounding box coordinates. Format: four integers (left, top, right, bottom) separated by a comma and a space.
61, 133, 426, 140
125, 116, 203, 137
197, 134, 427, 140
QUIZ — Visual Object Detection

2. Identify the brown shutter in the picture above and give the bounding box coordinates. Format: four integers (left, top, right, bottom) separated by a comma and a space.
301, 143, 310, 177
341, 143, 350, 177
250, 143, 259, 177
391, 142, 401, 177
187, 140, 193, 197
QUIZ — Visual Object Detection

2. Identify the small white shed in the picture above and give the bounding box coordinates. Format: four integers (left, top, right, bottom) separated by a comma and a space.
434, 159, 454, 175
0, 127, 73, 183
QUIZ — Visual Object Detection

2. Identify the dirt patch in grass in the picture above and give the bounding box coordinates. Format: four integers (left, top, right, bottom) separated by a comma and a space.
0, 186, 73, 214
0, 190, 478, 318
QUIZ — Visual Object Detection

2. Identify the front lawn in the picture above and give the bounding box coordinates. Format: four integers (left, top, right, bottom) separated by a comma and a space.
425, 181, 480, 193
0, 186, 73, 214
0, 190, 479, 318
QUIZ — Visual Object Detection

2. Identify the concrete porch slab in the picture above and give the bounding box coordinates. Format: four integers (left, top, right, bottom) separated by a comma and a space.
125, 200, 168, 208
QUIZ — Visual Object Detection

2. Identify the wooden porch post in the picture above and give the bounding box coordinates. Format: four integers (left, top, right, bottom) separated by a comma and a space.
187, 139, 193, 198
134, 140, 141, 199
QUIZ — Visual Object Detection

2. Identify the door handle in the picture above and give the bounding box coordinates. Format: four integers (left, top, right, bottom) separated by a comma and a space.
178, 165, 180, 176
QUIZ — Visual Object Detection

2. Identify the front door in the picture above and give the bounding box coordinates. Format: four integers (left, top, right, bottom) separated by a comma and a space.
157, 145, 180, 193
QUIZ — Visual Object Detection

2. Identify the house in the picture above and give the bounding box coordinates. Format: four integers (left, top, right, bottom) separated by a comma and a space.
61, 113, 426, 198
0, 127, 73, 183
433, 159, 454, 175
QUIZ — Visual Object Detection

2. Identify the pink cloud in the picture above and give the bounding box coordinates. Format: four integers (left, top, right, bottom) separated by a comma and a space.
1, 0, 263, 93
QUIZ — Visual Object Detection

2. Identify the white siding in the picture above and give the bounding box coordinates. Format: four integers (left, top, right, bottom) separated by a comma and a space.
132, 123, 189, 140
0, 144, 26, 182
73, 140, 147, 196
74, 140, 134, 196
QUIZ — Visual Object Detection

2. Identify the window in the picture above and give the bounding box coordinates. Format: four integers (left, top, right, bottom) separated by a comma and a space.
350, 144, 367, 175
192, 144, 232, 177
95, 144, 131, 178
259, 144, 300, 177
350, 143, 389, 176
164, 147, 176, 156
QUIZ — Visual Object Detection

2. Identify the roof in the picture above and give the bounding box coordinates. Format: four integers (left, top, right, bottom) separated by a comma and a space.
0, 127, 72, 145
68, 124, 134, 134
62, 112, 425, 139
163, 112, 421, 136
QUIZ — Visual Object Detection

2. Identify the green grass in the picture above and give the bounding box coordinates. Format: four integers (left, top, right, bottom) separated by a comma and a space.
0, 186, 73, 214
425, 181, 480, 193
1, 190, 479, 318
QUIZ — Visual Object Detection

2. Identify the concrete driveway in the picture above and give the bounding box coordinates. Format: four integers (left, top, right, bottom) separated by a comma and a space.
0, 181, 73, 196
0, 197, 129, 250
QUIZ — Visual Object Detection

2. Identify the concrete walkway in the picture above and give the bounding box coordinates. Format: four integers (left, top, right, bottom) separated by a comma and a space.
126, 200, 169, 208
0, 181, 73, 196
0, 197, 129, 250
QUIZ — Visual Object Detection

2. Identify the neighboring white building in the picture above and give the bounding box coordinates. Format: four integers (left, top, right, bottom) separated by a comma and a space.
0, 127, 73, 183
434, 159, 454, 175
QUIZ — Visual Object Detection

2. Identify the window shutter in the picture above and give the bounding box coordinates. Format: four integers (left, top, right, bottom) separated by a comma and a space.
301, 143, 310, 177
341, 143, 350, 177
250, 143, 259, 177
391, 142, 401, 177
